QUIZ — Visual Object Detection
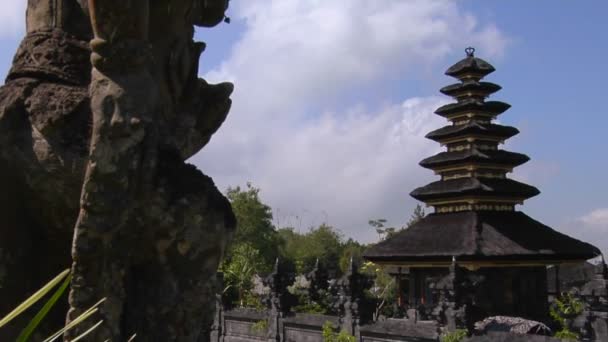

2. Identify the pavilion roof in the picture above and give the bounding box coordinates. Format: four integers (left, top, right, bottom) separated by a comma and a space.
363, 211, 601, 265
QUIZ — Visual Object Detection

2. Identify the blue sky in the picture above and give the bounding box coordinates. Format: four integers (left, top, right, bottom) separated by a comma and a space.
0, 1, 606, 255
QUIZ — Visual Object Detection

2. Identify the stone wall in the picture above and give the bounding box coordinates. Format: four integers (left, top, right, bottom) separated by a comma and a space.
465, 332, 564, 342
211, 260, 608, 341
217, 310, 438, 342
223, 309, 268, 342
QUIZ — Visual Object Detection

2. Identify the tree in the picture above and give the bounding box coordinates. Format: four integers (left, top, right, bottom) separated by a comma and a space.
404, 204, 425, 229
278, 224, 345, 275
368, 218, 396, 241
338, 239, 366, 274
226, 183, 280, 271
361, 261, 396, 321
221, 243, 264, 307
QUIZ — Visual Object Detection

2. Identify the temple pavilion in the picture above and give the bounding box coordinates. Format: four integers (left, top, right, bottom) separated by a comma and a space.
363, 48, 600, 323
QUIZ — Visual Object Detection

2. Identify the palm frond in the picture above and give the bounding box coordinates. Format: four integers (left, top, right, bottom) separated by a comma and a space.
16, 273, 72, 342
0, 269, 70, 329
42, 297, 106, 342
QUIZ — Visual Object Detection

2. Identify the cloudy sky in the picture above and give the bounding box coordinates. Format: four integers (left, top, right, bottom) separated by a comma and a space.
0, 1, 606, 255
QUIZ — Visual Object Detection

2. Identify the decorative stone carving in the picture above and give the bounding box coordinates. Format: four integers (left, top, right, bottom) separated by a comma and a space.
432, 260, 471, 334
335, 258, 373, 337
0, 0, 235, 341
574, 261, 608, 341
264, 259, 296, 342
306, 259, 330, 307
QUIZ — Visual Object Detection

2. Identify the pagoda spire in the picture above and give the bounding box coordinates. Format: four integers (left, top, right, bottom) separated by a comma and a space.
411, 48, 539, 214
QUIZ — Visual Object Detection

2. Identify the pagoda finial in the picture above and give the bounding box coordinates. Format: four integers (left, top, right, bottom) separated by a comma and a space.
465, 47, 475, 57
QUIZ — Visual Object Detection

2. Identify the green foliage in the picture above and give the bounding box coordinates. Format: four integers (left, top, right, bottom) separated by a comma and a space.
336, 330, 356, 342
368, 218, 396, 241
0, 269, 108, 342
440, 329, 468, 342
406, 204, 425, 228
0, 269, 71, 330
554, 329, 579, 341
368, 205, 426, 243
222, 243, 265, 307
16, 272, 72, 342
227, 183, 281, 270
322, 321, 335, 342
292, 301, 326, 315
322, 321, 355, 342
361, 261, 396, 320
288, 274, 328, 314
251, 319, 268, 333
549, 293, 583, 340
242, 292, 265, 310
338, 239, 366, 274
278, 224, 345, 274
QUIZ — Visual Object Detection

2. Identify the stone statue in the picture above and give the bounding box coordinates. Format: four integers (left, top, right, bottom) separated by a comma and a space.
0, 0, 235, 341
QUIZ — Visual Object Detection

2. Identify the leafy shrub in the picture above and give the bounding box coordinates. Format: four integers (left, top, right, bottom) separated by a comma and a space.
322, 321, 355, 342
251, 319, 268, 333
289, 274, 328, 314
549, 292, 583, 341
440, 329, 468, 342
554, 329, 579, 341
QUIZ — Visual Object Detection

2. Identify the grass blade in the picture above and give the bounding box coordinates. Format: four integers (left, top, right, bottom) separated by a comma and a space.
71, 319, 104, 342
0, 269, 70, 329
16, 273, 72, 342
42, 297, 106, 342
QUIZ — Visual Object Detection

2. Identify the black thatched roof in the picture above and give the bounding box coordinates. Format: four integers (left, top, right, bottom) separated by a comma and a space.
435, 99, 510, 118
440, 80, 501, 98
445, 55, 495, 79
420, 149, 530, 170
363, 211, 601, 263
426, 122, 519, 142
410, 178, 540, 201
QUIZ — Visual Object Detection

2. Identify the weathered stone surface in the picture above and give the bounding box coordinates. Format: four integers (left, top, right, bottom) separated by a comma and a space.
473, 316, 551, 336
465, 332, 563, 342
0, 0, 234, 341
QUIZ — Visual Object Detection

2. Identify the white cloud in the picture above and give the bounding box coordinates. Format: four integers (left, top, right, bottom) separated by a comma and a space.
557, 209, 608, 259
0, 0, 26, 38
193, 0, 509, 242
581, 208, 608, 228
577, 208, 608, 256
205, 0, 508, 117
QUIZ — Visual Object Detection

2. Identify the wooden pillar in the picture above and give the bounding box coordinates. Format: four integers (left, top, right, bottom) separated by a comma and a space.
397, 267, 403, 307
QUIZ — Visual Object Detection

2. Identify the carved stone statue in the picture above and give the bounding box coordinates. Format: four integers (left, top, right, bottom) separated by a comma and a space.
0, 0, 235, 341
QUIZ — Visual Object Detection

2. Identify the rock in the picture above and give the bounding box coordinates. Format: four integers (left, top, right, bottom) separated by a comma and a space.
0, 1, 235, 341
474, 316, 552, 336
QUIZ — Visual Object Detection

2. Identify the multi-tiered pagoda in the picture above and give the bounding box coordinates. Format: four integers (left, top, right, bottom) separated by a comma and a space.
364, 48, 600, 323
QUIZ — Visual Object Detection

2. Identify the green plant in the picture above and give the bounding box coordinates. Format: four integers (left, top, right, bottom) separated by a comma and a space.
221, 243, 264, 307
336, 330, 356, 342
550, 293, 583, 341
251, 319, 268, 333
242, 292, 265, 310
360, 261, 396, 320
0, 269, 109, 341
322, 321, 335, 342
440, 329, 468, 342
292, 301, 326, 314
554, 329, 579, 341
0, 269, 71, 331
322, 321, 355, 342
